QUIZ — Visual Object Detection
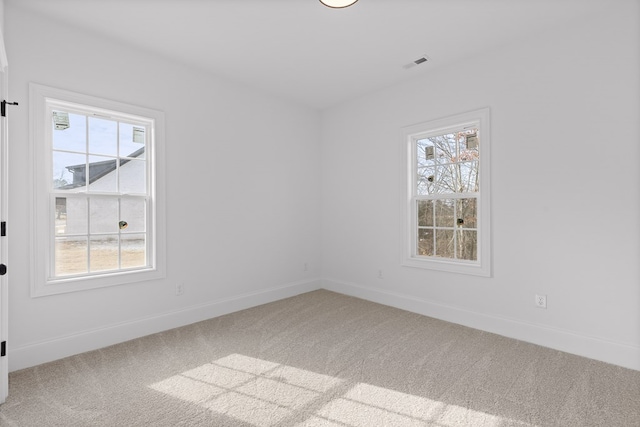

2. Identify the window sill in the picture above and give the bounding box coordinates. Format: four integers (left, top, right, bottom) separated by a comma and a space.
402, 256, 491, 277
31, 267, 165, 297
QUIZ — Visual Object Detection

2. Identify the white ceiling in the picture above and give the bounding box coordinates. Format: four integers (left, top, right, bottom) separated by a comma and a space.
9, 0, 611, 110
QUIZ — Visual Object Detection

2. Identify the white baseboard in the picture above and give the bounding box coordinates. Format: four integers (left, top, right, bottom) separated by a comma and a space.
12, 277, 640, 372
10, 278, 322, 372
322, 278, 640, 372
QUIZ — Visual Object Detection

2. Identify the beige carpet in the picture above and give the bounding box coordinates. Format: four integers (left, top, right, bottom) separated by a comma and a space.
1, 290, 639, 426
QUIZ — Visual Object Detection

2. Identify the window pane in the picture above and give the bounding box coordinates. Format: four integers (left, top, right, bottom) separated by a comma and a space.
120, 123, 146, 159
55, 197, 67, 235
52, 112, 86, 152
88, 155, 118, 192
90, 197, 119, 234
88, 117, 118, 156
417, 166, 456, 195
417, 200, 433, 227
435, 229, 454, 258
416, 139, 436, 168
120, 198, 146, 233
119, 159, 146, 194
53, 151, 86, 190
435, 199, 454, 227
55, 197, 88, 235
121, 234, 146, 269
55, 237, 88, 276
433, 165, 457, 194
416, 167, 434, 195
417, 228, 434, 256
90, 236, 119, 272
458, 130, 479, 162
457, 230, 477, 261
430, 134, 457, 164
456, 198, 477, 229
458, 161, 478, 193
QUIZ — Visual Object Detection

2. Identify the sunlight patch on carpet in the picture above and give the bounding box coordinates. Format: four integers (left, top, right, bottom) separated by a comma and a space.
149, 354, 535, 427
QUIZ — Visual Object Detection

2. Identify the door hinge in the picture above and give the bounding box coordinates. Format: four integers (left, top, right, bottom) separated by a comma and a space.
1, 341, 5, 357
1, 221, 5, 236
1, 100, 19, 117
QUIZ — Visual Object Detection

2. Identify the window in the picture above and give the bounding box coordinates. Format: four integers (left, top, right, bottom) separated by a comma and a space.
30, 84, 166, 296
401, 108, 491, 276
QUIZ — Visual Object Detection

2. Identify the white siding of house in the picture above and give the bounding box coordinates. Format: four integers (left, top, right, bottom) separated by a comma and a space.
58, 159, 147, 236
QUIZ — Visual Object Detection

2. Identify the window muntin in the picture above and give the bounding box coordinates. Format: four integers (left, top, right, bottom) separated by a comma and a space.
50, 106, 151, 279
415, 128, 479, 261
402, 109, 490, 276
30, 83, 166, 296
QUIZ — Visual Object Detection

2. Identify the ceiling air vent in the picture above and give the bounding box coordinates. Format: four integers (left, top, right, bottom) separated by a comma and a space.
403, 55, 430, 70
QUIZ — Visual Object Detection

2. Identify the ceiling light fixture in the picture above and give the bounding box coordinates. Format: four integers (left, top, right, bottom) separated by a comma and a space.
319, 0, 358, 8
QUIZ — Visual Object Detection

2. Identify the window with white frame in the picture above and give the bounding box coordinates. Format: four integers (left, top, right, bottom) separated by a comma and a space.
401, 108, 491, 276
30, 84, 165, 296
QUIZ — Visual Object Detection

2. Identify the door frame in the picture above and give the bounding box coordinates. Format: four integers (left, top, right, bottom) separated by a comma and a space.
0, 26, 10, 403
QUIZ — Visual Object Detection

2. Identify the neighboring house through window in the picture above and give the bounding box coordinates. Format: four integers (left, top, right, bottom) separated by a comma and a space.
30, 84, 166, 296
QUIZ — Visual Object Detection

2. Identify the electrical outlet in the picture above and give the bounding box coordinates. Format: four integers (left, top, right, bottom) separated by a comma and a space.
176, 283, 184, 296
378, 270, 383, 279
535, 294, 547, 309
304, 263, 308, 272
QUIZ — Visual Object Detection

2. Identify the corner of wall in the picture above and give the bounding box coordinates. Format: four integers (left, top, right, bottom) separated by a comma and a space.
10, 278, 323, 372
321, 278, 640, 372
0, 0, 6, 70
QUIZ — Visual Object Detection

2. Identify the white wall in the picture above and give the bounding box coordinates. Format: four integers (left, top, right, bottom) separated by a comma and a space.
6, 4, 321, 371
6, 1, 640, 373
321, 2, 640, 370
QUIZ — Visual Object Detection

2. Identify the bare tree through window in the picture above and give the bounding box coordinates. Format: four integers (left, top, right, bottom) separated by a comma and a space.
415, 129, 479, 261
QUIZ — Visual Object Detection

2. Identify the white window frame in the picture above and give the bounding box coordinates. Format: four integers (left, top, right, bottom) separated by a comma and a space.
401, 108, 491, 277
30, 83, 166, 297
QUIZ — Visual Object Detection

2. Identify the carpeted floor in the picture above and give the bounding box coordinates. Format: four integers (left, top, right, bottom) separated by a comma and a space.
1, 290, 639, 426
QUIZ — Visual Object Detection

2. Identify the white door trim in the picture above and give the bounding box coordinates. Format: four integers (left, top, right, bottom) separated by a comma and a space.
0, 26, 10, 403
